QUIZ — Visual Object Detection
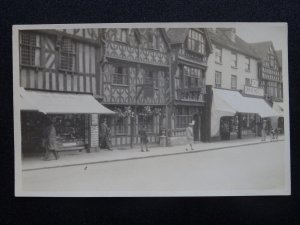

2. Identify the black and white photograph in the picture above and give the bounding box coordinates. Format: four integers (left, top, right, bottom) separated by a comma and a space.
13, 23, 290, 196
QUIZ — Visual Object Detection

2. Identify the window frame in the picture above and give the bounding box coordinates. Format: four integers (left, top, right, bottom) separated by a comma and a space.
231, 75, 237, 90
215, 46, 222, 64
186, 29, 206, 55
215, 71, 222, 88
112, 65, 129, 86
20, 32, 41, 67
245, 56, 251, 72
231, 52, 238, 68
59, 38, 76, 72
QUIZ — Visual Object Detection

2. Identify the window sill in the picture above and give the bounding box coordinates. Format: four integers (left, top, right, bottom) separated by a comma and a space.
215, 61, 222, 65
59, 69, 76, 73
20, 64, 43, 70
231, 66, 238, 69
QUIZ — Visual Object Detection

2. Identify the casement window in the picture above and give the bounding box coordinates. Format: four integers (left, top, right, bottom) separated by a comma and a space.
147, 33, 159, 50
60, 38, 76, 71
269, 55, 275, 68
144, 70, 159, 88
215, 71, 222, 88
215, 46, 222, 64
112, 65, 129, 85
245, 57, 251, 71
115, 117, 128, 135
186, 29, 206, 54
20, 32, 41, 66
115, 29, 127, 43
231, 52, 238, 68
231, 75, 237, 90
183, 66, 204, 88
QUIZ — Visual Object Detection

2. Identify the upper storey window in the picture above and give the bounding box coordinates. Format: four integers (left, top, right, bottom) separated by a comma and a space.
112, 29, 127, 43
186, 29, 206, 54
20, 32, 41, 66
269, 54, 275, 68
245, 57, 251, 72
231, 52, 238, 68
60, 38, 76, 71
215, 46, 222, 64
147, 32, 159, 50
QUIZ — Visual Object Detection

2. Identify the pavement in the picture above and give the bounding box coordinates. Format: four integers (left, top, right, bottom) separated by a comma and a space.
22, 135, 285, 171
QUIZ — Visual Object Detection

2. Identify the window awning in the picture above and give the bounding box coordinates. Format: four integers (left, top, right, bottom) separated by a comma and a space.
213, 88, 278, 117
18, 88, 115, 114
272, 102, 284, 117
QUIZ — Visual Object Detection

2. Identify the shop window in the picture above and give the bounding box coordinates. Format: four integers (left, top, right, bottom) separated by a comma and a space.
114, 117, 128, 135
215, 71, 222, 88
186, 29, 206, 54
231, 75, 237, 90
112, 65, 129, 85
138, 115, 154, 133
175, 107, 193, 129
60, 38, 76, 71
20, 32, 41, 66
215, 46, 222, 64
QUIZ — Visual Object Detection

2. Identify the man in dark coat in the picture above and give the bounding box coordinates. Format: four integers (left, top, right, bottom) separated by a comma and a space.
42, 117, 59, 160
99, 119, 112, 150
139, 125, 149, 152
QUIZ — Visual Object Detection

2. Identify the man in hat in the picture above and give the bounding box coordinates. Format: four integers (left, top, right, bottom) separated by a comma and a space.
99, 118, 112, 150
186, 121, 194, 151
261, 119, 267, 141
42, 117, 59, 160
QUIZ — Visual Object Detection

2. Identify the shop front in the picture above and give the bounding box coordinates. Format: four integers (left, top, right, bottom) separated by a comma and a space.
19, 88, 115, 157
210, 88, 278, 141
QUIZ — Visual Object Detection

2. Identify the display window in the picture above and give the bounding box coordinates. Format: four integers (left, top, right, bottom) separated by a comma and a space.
50, 114, 87, 149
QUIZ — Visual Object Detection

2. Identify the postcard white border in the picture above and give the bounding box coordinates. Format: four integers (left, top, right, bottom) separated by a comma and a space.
13, 22, 290, 197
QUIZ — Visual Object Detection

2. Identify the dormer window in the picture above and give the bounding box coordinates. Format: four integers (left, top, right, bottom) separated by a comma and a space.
114, 29, 127, 43
147, 33, 158, 50
186, 29, 206, 54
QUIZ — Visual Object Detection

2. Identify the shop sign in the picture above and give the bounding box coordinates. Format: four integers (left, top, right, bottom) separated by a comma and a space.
251, 79, 259, 87
244, 85, 264, 97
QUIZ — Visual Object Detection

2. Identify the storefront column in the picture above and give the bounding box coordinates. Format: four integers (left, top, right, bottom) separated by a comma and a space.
89, 114, 99, 152
237, 113, 242, 139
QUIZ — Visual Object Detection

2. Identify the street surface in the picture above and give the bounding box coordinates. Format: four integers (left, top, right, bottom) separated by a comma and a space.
22, 141, 286, 195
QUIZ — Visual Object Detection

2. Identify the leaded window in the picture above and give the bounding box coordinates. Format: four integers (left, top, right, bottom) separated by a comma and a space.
20, 32, 41, 66
112, 66, 129, 85
186, 29, 206, 54
60, 38, 76, 71
183, 66, 204, 88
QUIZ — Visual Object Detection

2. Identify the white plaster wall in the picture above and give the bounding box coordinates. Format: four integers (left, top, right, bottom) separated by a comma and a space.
206, 44, 259, 91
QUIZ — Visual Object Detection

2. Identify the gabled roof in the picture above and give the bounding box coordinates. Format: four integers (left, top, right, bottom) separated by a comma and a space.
167, 28, 213, 53
276, 50, 282, 67
208, 29, 260, 59
250, 41, 281, 68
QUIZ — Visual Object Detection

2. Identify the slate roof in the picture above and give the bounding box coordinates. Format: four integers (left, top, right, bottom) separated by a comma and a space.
207, 29, 260, 59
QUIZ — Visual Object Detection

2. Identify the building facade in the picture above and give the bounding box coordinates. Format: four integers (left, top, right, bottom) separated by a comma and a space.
100, 28, 171, 147
250, 42, 284, 132
205, 28, 275, 141
167, 28, 212, 144
19, 29, 107, 155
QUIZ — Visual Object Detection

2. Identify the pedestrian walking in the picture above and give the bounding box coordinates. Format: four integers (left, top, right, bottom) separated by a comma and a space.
186, 121, 194, 151
99, 119, 112, 150
139, 125, 149, 152
42, 117, 59, 161
261, 119, 267, 141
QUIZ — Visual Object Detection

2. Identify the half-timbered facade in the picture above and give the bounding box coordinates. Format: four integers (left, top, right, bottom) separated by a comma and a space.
167, 28, 212, 144
100, 28, 171, 147
19, 29, 106, 155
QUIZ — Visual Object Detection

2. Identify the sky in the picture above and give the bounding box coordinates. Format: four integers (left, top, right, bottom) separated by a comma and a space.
235, 23, 287, 50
